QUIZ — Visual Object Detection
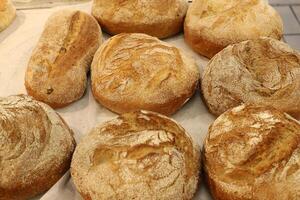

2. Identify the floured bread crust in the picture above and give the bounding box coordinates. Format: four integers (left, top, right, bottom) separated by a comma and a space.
203, 104, 300, 200
184, 0, 283, 58
201, 37, 300, 118
0, 0, 16, 32
25, 10, 102, 108
71, 110, 200, 200
92, 0, 188, 38
91, 33, 200, 116
0, 95, 76, 200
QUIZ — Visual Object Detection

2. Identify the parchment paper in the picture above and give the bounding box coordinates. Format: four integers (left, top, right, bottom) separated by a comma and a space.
0, 2, 215, 199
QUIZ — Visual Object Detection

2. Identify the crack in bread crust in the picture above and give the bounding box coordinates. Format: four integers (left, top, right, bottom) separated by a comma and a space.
204, 104, 300, 200
71, 110, 200, 200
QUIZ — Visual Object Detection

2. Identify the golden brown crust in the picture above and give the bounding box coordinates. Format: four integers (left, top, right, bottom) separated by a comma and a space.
201, 37, 300, 118
0, 95, 76, 200
0, 0, 16, 32
203, 104, 300, 200
91, 33, 200, 116
71, 110, 200, 200
91, 0, 188, 39
25, 10, 102, 108
184, 23, 224, 59
184, 0, 283, 58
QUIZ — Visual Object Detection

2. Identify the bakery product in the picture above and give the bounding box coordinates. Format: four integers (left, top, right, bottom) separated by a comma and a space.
0, 0, 16, 32
203, 104, 300, 200
201, 37, 300, 118
0, 95, 76, 200
0, 0, 15, 32
25, 9, 102, 108
91, 33, 200, 115
91, 0, 188, 39
184, 0, 283, 58
71, 110, 200, 200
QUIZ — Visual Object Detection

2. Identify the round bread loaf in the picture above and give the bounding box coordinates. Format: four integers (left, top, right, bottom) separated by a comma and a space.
0, 0, 16, 32
184, 0, 283, 58
91, 33, 200, 115
201, 37, 300, 118
0, 95, 76, 200
91, 0, 188, 39
203, 104, 300, 200
71, 110, 200, 200
25, 10, 102, 108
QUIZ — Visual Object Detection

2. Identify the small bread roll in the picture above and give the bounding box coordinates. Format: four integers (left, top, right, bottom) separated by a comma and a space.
0, 0, 16, 32
0, 95, 76, 200
201, 37, 300, 118
203, 104, 300, 200
184, 0, 283, 58
71, 110, 200, 200
91, 0, 188, 39
25, 10, 102, 108
91, 33, 200, 115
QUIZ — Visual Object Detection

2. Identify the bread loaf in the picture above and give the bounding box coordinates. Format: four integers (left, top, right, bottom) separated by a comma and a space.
91, 33, 200, 115
91, 0, 188, 39
25, 9, 102, 108
71, 110, 200, 200
201, 37, 300, 118
203, 104, 300, 200
184, 0, 283, 58
0, 95, 76, 200
0, 0, 16, 32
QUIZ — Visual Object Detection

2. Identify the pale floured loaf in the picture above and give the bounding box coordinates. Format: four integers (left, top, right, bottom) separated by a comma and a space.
71, 110, 200, 200
0, 0, 16, 32
0, 95, 76, 200
203, 104, 300, 200
184, 0, 283, 58
25, 9, 102, 108
91, 0, 188, 39
201, 37, 300, 118
91, 33, 200, 116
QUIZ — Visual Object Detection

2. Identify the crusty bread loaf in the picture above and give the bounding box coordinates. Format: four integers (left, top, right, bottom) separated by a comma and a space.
184, 0, 283, 58
25, 9, 102, 108
0, 95, 76, 200
91, 33, 200, 116
0, 0, 16, 32
201, 37, 300, 118
203, 104, 300, 200
71, 110, 200, 200
91, 0, 188, 39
